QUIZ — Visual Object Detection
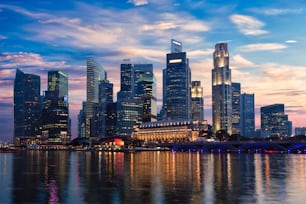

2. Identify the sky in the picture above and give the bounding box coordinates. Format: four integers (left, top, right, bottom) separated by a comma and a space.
1, 0, 306, 141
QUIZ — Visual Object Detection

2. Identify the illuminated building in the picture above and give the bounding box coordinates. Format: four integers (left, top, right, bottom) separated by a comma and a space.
42, 70, 70, 144
295, 127, 306, 136
260, 104, 292, 137
117, 98, 142, 138
78, 102, 86, 138
212, 43, 232, 134
191, 81, 204, 121
231, 82, 240, 135
85, 57, 105, 137
14, 69, 41, 145
118, 59, 133, 99
164, 39, 191, 120
117, 61, 157, 137
117, 59, 141, 137
132, 120, 208, 143
134, 64, 157, 122
98, 78, 115, 137
240, 93, 255, 137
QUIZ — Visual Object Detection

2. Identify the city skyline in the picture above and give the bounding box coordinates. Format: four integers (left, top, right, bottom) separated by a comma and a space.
1, 0, 306, 140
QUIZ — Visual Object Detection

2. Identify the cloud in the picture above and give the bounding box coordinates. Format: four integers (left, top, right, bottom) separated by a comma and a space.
230, 14, 268, 36
231, 54, 254, 67
250, 8, 303, 16
285, 40, 297, 44
238, 43, 287, 52
0, 35, 7, 40
0, 52, 67, 70
142, 22, 177, 31
128, 0, 149, 6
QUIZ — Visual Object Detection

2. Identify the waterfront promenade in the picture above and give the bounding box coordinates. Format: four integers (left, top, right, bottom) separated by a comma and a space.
150, 140, 306, 153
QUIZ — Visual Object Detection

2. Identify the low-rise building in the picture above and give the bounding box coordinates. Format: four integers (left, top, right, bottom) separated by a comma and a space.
132, 120, 208, 143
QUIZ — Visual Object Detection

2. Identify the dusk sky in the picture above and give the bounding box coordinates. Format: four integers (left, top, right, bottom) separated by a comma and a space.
1, 0, 306, 141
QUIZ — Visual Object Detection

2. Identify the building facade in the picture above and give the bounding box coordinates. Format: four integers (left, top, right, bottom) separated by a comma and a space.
164, 40, 191, 120
42, 70, 70, 143
85, 57, 105, 137
134, 63, 157, 122
232, 82, 241, 135
98, 78, 114, 137
132, 120, 208, 143
14, 69, 41, 145
117, 60, 140, 138
212, 43, 232, 135
260, 104, 292, 137
240, 93, 255, 137
191, 81, 204, 121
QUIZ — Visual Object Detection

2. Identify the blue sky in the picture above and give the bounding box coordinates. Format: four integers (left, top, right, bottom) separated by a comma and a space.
1, 0, 306, 140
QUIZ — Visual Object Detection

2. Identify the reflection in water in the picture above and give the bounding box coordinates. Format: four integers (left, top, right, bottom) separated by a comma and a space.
0, 151, 305, 203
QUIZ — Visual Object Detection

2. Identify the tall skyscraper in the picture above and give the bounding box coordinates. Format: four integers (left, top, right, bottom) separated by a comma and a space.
78, 102, 86, 138
134, 64, 157, 122
86, 57, 105, 137
116, 61, 157, 137
42, 70, 70, 143
191, 81, 204, 121
118, 59, 133, 99
260, 104, 292, 137
164, 39, 191, 120
232, 82, 241, 135
98, 77, 114, 137
240, 93, 255, 137
14, 69, 41, 144
212, 43, 232, 134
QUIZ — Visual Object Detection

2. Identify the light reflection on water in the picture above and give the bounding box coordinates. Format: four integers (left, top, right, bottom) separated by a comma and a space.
0, 151, 306, 203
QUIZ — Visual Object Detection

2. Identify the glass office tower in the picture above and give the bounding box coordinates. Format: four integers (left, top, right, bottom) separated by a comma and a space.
14, 69, 41, 143
191, 81, 204, 121
164, 39, 191, 120
86, 57, 105, 137
240, 93, 255, 137
212, 43, 232, 134
260, 104, 292, 137
232, 82, 241, 135
134, 64, 157, 122
42, 70, 70, 143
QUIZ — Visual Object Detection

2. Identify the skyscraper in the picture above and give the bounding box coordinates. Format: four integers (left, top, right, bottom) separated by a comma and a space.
78, 102, 86, 138
164, 39, 191, 120
232, 82, 241, 135
240, 93, 255, 137
116, 61, 157, 137
42, 70, 70, 143
86, 57, 105, 137
260, 104, 292, 137
191, 81, 204, 121
98, 77, 114, 137
212, 43, 232, 134
118, 59, 133, 99
134, 64, 157, 122
14, 69, 41, 144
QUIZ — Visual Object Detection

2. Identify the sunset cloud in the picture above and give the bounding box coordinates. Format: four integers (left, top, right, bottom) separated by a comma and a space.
230, 14, 268, 36
238, 43, 287, 52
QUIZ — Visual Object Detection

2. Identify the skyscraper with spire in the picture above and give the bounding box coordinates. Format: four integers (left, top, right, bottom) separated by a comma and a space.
212, 43, 232, 134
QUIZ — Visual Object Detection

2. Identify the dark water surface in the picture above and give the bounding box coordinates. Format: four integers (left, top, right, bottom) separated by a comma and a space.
0, 151, 306, 204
